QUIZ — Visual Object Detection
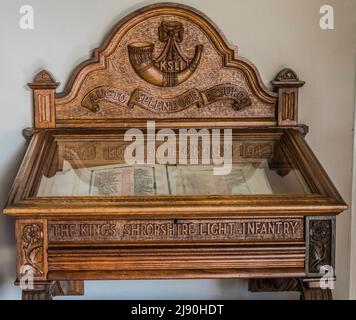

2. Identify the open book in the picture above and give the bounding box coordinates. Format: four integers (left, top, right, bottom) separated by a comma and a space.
37, 162, 273, 196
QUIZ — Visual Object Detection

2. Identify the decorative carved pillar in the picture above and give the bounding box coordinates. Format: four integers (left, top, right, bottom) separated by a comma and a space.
248, 278, 333, 300
301, 286, 333, 300
248, 278, 302, 293
16, 219, 48, 282
306, 216, 335, 276
16, 219, 51, 300
52, 281, 85, 297
28, 70, 59, 129
272, 68, 305, 126
22, 282, 53, 300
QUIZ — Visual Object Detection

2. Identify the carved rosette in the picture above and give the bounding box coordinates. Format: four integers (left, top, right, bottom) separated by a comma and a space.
17, 220, 48, 280
32, 70, 58, 85
306, 217, 335, 276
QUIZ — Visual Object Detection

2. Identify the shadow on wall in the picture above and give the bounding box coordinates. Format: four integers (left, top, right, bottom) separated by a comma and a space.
0, 136, 28, 291
52, 279, 299, 300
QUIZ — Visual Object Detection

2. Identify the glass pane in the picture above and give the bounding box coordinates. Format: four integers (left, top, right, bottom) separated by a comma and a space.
35, 132, 311, 197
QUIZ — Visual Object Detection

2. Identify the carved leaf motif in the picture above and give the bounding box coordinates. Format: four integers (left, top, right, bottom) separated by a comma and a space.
28, 244, 43, 264
309, 220, 332, 274
22, 224, 44, 276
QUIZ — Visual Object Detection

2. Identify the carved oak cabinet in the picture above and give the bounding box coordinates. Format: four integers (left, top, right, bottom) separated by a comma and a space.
4, 3, 346, 300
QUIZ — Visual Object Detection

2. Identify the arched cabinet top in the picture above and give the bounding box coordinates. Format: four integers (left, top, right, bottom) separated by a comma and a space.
29, 3, 304, 129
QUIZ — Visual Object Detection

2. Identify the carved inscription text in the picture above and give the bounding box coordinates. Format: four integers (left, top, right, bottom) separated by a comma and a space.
240, 143, 274, 159
49, 219, 303, 243
81, 85, 251, 113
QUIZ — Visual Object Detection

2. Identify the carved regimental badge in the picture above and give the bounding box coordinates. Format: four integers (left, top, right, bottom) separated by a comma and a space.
81, 20, 252, 113
128, 21, 203, 87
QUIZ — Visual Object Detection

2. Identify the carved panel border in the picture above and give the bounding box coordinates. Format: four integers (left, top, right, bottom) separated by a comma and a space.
16, 219, 48, 281
305, 216, 335, 277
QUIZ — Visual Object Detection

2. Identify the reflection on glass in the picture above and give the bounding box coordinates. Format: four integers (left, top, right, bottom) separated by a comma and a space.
36, 134, 311, 197
37, 160, 310, 196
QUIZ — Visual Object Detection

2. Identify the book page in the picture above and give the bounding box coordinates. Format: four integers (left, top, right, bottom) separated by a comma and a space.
38, 162, 170, 196
167, 164, 273, 195
37, 162, 273, 196
88, 165, 168, 196
37, 168, 89, 196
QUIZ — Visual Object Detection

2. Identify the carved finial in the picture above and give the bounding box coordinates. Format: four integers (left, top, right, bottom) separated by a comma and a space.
28, 70, 59, 128
274, 68, 299, 81
272, 68, 305, 126
272, 68, 305, 87
28, 70, 60, 89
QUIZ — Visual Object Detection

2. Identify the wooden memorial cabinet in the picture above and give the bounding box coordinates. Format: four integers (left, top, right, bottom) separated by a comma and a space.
4, 3, 347, 300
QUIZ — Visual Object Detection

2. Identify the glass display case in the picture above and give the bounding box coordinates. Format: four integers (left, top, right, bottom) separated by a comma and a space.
4, 3, 346, 300
34, 130, 310, 197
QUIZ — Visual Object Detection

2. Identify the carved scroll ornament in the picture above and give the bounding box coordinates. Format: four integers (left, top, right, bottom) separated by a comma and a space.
82, 84, 251, 113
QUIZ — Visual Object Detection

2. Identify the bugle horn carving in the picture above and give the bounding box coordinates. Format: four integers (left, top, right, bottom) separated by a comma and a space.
128, 21, 203, 87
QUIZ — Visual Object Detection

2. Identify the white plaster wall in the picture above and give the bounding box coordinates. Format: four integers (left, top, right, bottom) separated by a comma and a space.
0, 0, 355, 300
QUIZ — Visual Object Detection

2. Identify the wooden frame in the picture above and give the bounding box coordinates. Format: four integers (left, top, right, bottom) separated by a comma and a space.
3, 3, 347, 300
5, 128, 345, 217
